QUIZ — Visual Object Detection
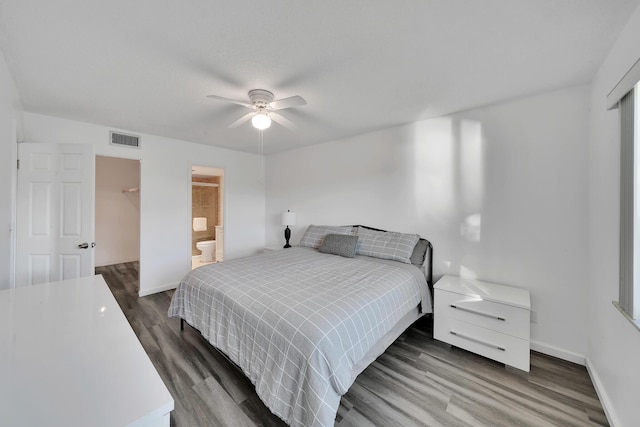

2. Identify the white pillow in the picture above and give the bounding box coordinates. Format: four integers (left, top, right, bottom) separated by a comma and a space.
299, 225, 354, 249
356, 227, 420, 264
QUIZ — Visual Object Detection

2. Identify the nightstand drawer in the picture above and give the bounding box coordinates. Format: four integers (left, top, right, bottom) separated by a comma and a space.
434, 289, 529, 339
434, 315, 530, 371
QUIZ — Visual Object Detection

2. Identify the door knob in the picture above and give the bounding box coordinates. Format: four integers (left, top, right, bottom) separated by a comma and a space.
78, 242, 89, 249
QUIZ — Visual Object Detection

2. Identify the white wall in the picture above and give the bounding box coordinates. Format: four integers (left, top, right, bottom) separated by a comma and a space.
267, 85, 590, 362
22, 113, 265, 296
587, 4, 640, 426
0, 49, 22, 290
95, 156, 140, 267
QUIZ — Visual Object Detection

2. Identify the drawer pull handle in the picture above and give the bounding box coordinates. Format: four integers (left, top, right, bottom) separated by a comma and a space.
450, 331, 506, 351
450, 304, 505, 321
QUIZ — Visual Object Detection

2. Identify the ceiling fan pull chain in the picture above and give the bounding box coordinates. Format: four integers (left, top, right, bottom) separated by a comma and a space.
259, 129, 265, 183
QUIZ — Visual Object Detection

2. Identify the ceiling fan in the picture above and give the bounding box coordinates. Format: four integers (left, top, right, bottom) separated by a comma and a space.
207, 89, 306, 130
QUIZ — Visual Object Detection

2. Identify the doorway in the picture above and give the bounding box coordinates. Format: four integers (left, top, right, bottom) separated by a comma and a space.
191, 165, 224, 269
94, 156, 140, 289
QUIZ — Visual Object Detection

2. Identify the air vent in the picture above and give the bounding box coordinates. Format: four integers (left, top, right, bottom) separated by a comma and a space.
110, 131, 140, 148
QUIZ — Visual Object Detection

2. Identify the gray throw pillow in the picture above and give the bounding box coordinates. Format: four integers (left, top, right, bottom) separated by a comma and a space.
410, 239, 429, 267
319, 234, 359, 258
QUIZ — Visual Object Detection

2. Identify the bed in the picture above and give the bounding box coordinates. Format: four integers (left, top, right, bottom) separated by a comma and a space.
168, 225, 433, 427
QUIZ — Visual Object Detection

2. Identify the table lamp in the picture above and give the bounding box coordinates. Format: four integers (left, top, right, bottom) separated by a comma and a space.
281, 210, 296, 248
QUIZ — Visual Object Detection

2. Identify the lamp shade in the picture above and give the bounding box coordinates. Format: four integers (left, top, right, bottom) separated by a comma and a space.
281, 210, 296, 226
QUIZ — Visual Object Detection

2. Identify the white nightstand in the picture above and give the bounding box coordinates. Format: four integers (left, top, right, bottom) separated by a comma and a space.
433, 275, 531, 371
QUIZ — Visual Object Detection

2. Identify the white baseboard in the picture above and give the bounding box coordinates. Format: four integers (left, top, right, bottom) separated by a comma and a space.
530, 340, 585, 365
139, 281, 179, 297
586, 358, 617, 427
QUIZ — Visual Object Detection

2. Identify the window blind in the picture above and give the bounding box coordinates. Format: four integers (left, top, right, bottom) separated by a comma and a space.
619, 88, 639, 319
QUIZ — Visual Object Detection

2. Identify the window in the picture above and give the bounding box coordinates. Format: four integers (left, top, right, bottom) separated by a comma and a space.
617, 85, 640, 323
608, 56, 640, 326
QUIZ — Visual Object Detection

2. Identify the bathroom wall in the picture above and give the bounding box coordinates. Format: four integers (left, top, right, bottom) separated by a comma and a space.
192, 176, 219, 255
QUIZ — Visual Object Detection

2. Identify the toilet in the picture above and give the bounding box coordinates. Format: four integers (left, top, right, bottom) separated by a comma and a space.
196, 240, 216, 263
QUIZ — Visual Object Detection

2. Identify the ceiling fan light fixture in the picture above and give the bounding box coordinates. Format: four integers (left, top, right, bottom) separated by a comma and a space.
252, 112, 271, 130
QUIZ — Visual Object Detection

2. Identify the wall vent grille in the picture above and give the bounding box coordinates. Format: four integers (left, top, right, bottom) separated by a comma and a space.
110, 131, 140, 148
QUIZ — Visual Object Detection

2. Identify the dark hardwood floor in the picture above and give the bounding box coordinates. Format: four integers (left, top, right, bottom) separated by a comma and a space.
96, 262, 609, 427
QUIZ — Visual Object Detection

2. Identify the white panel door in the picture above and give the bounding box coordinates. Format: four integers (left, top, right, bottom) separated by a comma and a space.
16, 143, 95, 287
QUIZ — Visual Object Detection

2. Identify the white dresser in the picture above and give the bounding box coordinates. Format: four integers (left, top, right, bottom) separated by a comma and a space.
434, 275, 531, 371
0, 275, 174, 426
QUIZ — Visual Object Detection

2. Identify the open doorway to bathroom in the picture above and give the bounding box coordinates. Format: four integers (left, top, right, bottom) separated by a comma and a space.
94, 156, 141, 291
192, 165, 224, 269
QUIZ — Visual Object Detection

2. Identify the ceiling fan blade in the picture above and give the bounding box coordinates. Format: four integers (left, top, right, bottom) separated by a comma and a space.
207, 94, 252, 108
269, 95, 306, 111
270, 112, 296, 129
228, 112, 254, 128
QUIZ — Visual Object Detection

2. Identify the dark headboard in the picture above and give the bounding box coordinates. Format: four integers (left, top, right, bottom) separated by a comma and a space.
350, 225, 433, 289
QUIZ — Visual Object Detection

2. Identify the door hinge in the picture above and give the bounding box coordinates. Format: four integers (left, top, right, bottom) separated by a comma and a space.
16, 159, 19, 169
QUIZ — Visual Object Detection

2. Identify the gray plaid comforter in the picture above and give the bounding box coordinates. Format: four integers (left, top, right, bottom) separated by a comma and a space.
168, 247, 430, 426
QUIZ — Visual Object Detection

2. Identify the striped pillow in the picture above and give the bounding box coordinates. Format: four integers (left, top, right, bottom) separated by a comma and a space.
299, 225, 354, 249
355, 227, 420, 264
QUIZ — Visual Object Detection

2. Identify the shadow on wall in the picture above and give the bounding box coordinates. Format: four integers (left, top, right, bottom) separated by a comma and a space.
410, 117, 484, 279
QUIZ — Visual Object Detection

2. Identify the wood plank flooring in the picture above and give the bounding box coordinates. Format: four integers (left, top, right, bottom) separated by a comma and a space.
96, 262, 609, 427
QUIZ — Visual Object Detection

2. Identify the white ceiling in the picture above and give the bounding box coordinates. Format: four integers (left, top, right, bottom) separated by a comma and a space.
0, 1, 638, 154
